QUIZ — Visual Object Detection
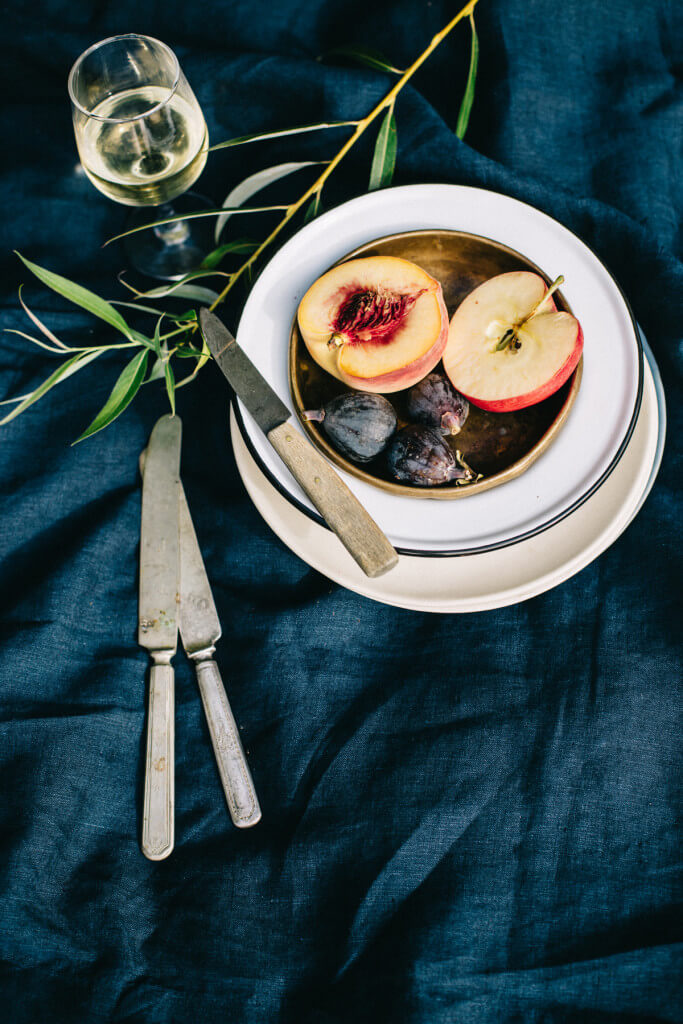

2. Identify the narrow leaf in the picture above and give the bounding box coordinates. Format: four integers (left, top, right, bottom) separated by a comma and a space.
209, 121, 357, 151
147, 354, 167, 382
455, 13, 479, 140
15, 253, 133, 339
321, 46, 402, 74
152, 316, 164, 359
0, 349, 103, 426
74, 349, 149, 443
174, 345, 203, 358
140, 276, 225, 302
18, 286, 68, 349
200, 240, 258, 270
215, 162, 321, 243
164, 358, 176, 416
104, 207, 288, 246
369, 105, 397, 191
303, 191, 323, 224
148, 284, 219, 304
4, 328, 73, 355
110, 300, 167, 317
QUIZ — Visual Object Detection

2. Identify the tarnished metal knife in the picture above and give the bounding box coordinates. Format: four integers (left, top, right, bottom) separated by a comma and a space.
199, 309, 399, 579
138, 414, 182, 861
139, 448, 261, 829
177, 485, 261, 828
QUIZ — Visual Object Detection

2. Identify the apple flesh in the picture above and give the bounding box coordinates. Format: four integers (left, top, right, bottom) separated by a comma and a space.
443, 271, 583, 412
297, 256, 448, 393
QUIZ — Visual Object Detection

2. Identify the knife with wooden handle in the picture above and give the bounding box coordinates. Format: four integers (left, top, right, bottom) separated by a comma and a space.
199, 309, 398, 579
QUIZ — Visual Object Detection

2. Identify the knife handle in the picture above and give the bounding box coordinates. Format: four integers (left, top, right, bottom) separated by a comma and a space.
195, 658, 262, 828
267, 422, 399, 579
142, 662, 174, 861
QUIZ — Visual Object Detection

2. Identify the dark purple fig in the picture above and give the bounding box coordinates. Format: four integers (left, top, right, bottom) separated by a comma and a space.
387, 425, 479, 487
304, 392, 397, 463
406, 372, 469, 435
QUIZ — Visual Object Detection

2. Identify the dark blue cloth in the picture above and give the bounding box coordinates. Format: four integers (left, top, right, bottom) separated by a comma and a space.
1, 2, 681, 1021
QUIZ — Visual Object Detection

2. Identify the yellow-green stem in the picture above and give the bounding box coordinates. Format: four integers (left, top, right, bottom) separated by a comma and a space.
208, 0, 479, 312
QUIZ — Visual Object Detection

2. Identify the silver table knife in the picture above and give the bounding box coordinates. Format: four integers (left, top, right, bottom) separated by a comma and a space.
138, 414, 182, 861
178, 485, 261, 828
139, 449, 261, 829
199, 309, 398, 579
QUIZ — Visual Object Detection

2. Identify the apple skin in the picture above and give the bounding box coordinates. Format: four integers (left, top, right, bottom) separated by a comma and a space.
444, 271, 583, 412
338, 289, 449, 394
461, 324, 584, 412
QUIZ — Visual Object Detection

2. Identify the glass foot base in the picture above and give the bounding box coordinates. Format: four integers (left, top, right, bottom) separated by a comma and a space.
123, 191, 214, 280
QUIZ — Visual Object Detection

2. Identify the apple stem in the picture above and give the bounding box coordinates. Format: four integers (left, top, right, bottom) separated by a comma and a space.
494, 274, 565, 353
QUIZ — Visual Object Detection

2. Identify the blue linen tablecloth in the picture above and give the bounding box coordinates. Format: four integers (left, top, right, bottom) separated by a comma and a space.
1, 1, 681, 1021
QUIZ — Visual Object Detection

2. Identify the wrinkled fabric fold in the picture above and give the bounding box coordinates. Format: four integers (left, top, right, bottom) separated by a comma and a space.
0, 1, 681, 1022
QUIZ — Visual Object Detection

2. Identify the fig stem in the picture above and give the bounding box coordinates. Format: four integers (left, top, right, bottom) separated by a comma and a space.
303, 409, 325, 422
494, 274, 565, 353
441, 411, 462, 435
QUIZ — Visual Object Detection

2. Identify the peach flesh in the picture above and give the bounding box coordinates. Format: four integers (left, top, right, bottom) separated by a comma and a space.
297, 256, 448, 394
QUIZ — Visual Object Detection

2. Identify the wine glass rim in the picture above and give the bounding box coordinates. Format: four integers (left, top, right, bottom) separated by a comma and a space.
68, 33, 181, 123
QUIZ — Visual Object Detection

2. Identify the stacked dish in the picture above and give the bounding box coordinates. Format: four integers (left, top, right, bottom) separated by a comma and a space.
230, 185, 665, 612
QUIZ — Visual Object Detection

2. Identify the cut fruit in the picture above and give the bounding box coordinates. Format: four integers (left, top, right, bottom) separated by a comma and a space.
297, 256, 448, 393
443, 271, 583, 412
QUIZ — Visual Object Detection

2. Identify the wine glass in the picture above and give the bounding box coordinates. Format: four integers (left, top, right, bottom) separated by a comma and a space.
68, 34, 211, 279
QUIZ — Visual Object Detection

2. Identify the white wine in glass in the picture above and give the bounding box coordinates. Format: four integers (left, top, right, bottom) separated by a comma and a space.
69, 35, 211, 277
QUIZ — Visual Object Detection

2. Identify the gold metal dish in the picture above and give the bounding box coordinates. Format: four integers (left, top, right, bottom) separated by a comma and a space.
289, 229, 582, 499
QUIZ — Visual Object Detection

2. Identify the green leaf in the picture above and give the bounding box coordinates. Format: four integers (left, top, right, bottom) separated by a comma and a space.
152, 316, 164, 358
171, 309, 198, 323
0, 349, 103, 426
369, 104, 397, 191
164, 357, 176, 416
174, 345, 203, 358
303, 190, 323, 224
74, 349, 149, 443
18, 285, 68, 349
152, 285, 219, 305
455, 13, 479, 140
200, 240, 258, 270
215, 162, 321, 243
104, 207, 289, 246
141, 276, 224, 302
4, 328, 72, 355
208, 121, 357, 151
110, 299, 167, 317
15, 253, 133, 339
321, 46, 402, 75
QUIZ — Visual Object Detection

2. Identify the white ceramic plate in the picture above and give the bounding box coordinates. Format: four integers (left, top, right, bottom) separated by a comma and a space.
235, 184, 642, 555
230, 345, 662, 614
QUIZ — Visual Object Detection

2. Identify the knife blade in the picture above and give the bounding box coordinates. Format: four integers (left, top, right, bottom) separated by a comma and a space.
199, 309, 398, 579
138, 414, 182, 861
177, 487, 261, 828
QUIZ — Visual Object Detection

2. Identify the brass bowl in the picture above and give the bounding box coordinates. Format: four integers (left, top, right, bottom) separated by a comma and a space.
289, 230, 582, 499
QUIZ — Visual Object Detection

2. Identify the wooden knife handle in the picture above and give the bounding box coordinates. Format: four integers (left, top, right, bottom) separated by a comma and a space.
142, 662, 174, 861
267, 421, 399, 579
195, 658, 262, 828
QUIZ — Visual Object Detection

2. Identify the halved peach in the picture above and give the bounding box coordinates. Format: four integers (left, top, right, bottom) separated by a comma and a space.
443, 271, 583, 412
297, 256, 448, 393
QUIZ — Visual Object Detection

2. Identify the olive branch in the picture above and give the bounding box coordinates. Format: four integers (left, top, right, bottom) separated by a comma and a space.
2, 0, 481, 442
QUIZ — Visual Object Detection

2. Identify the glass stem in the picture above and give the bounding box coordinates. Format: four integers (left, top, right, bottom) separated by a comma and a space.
153, 203, 191, 247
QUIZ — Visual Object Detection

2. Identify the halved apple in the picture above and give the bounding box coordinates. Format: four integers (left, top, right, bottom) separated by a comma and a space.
443, 271, 583, 412
297, 256, 448, 393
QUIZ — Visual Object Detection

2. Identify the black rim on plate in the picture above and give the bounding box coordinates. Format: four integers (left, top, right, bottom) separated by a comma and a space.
231, 188, 644, 558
